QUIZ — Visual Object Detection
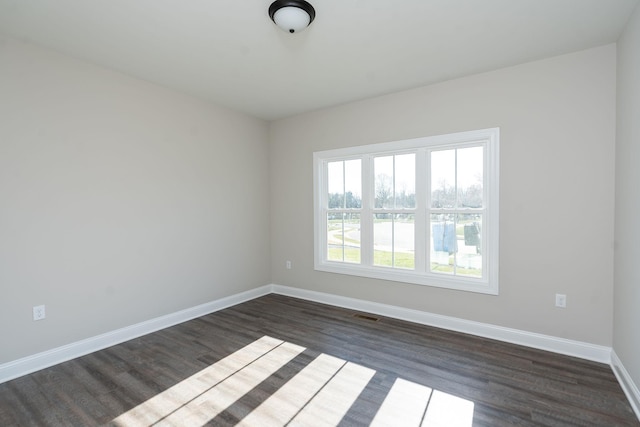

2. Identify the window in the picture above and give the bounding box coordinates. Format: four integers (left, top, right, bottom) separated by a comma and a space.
313, 128, 499, 294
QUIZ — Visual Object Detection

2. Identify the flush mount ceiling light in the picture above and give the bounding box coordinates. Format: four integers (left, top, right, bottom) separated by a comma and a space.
269, 0, 316, 34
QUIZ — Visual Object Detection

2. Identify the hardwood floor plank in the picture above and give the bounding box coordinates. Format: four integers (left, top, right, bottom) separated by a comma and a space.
0, 294, 637, 426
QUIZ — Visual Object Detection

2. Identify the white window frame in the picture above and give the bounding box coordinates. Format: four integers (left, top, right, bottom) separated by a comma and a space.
313, 128, 499, 295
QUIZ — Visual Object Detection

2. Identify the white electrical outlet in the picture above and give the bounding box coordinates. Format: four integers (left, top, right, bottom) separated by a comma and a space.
555, 294, 567, 308
33, 305, 46, 321
286, 260, 292, 269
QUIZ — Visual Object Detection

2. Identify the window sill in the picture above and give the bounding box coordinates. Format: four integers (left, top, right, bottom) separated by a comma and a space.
314, 261, 499, 295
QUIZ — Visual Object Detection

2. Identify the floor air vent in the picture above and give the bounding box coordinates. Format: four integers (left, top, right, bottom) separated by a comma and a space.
353, 313, 380, 322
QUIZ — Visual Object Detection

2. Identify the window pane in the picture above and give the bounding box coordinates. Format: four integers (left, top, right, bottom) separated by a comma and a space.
328, 213, 361, 263
373, 213, 393, 266
431, 150, 456, 208
374, 156, 394, 209
457, 146, 483, 208
374, 213, 415, 269
456, 214, 482, 278
327, 212, 344, 261
394, 214, 415, 269
344, 213, 361, 263
395, 154, 416, 209
430, 213, 483, 277
430, 213, 456, 274
344, 159, 362, 208
327, 161, 344, 209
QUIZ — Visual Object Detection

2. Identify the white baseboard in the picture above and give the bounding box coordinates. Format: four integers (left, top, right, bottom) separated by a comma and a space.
0, 285, 272, 385
0, 283, 617, 387
3, 283, 636, 421
270, 284, 613, 364
611, 350, 640, 421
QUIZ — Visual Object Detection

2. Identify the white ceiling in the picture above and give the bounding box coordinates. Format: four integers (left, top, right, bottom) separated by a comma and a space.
0, 0, 638, 120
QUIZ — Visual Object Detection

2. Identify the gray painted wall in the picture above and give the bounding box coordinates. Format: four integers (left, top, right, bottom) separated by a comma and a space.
0, 37, 271, 364
615, 2, 640, 398
270, 45, 617, 346
0, 34, 627, 374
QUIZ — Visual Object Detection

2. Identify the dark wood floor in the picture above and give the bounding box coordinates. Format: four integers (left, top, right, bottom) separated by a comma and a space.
0, 294, 638, 426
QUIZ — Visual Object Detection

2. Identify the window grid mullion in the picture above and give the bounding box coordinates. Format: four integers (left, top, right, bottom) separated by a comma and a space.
322, 160, 329, 263
390, 156, 395, 267
453, 149, 458, 275
360, 155, 374, 267
415, 149, 427, 273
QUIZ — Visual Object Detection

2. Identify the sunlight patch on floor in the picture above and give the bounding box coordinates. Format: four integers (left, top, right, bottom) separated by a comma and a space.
111, 336, 301, 426
371, 377, 474, 427
237, 353, 346, 426
288, 361, 376, 426
371, 378, 432, 426
111, 335, 475, 426
422, 390, 475, 427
